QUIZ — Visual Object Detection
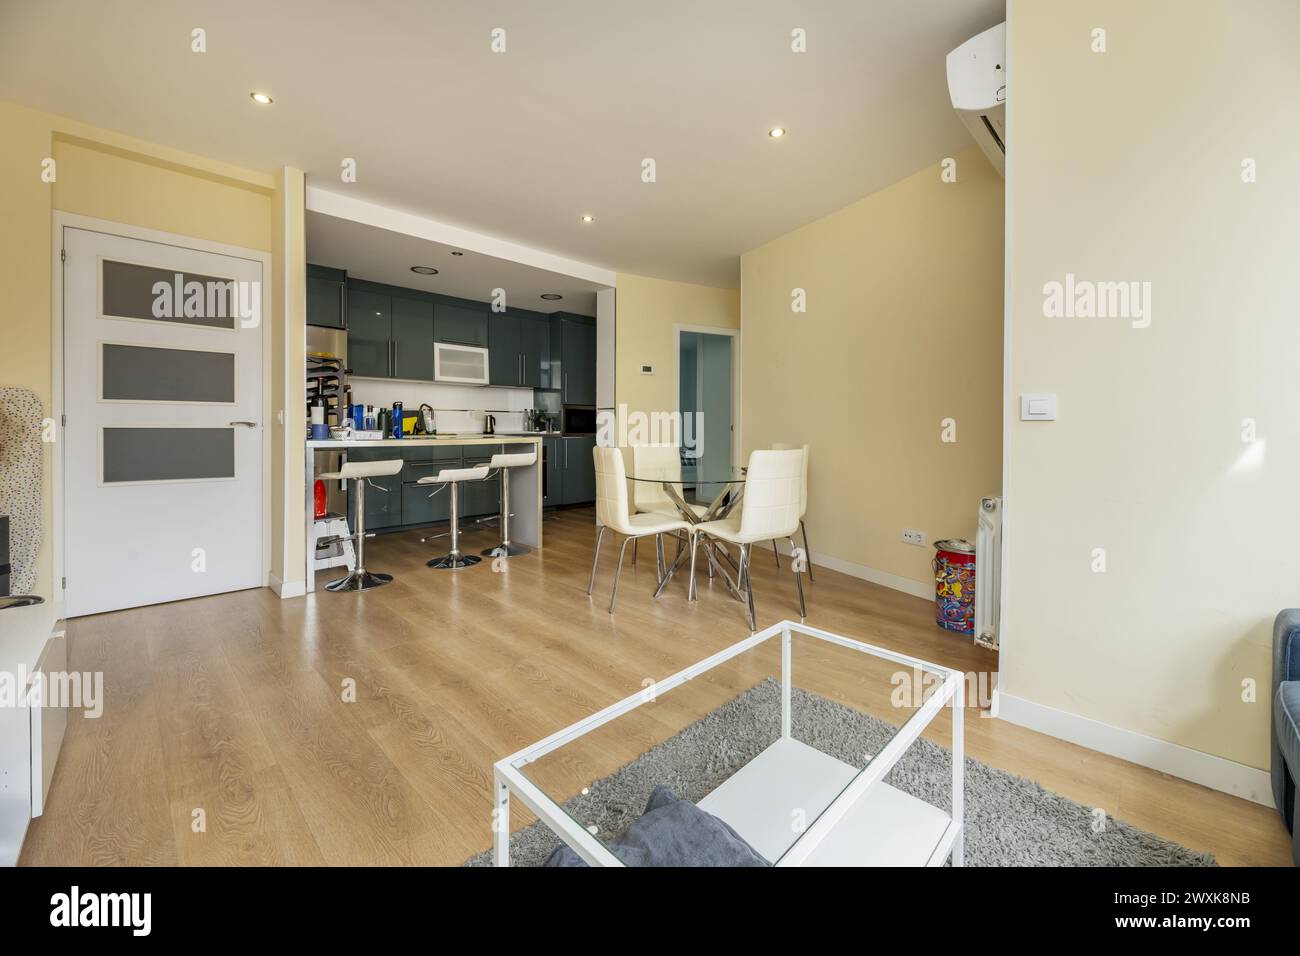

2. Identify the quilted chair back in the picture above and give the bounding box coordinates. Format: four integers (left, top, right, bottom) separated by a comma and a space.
738, 448, 803, 542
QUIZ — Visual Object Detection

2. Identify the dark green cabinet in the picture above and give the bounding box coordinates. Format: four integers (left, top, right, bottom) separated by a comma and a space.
347, 289, 391, 378
391, 297, 434, 381
489, 311, 549, 387
520, 314, 548, 387
543, 437, 562, 507
435, 303, 489, 347
488, 313, 521, 385
560, 317, 597, 405
306, 265, 346, 329
560, 436, 597, 505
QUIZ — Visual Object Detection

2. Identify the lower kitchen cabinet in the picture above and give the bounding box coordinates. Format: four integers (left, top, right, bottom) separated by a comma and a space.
560, 436, 597, 505
543, 437, 562, 507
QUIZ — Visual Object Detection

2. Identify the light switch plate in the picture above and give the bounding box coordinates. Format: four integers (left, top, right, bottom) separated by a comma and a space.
1020, 393, 1057, 421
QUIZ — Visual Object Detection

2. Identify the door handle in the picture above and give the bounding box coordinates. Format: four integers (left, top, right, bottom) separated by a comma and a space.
229, 421, 257, 427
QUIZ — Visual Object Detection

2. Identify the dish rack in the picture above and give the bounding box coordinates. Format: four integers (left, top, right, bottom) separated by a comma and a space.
307, 353, 346, 425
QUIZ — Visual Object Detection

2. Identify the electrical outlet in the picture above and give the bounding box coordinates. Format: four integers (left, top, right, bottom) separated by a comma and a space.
901, 529, 926, 547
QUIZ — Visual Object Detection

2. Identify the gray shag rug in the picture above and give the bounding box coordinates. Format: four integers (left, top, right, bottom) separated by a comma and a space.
466, 679, 1215, 867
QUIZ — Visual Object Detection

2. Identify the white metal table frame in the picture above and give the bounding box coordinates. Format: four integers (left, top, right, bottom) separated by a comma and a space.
491, 619, 964, 867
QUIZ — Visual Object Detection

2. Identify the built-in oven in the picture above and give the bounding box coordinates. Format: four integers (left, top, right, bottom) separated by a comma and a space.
562, 405, 597, 436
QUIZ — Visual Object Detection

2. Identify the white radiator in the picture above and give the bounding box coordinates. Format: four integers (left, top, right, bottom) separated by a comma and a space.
974, 496, 1002, 649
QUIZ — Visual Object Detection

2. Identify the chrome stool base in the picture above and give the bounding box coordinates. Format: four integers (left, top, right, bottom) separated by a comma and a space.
480, 542, 530, 557
325, 569, 393, 591
428, 553, 481, 570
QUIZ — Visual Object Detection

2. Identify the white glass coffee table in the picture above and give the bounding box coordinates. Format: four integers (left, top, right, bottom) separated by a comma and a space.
492, 620, 965, 867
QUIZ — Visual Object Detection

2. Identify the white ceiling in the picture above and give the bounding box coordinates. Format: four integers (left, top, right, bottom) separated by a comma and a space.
0, 0, 1003, 288
306, 210, 600, 315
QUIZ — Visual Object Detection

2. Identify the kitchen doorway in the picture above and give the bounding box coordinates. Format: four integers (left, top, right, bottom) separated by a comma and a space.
676, 327, 737, 499
59, 221, 268, 617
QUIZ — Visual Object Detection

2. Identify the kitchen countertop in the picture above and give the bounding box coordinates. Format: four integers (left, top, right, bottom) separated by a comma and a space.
306, 434, 543, 448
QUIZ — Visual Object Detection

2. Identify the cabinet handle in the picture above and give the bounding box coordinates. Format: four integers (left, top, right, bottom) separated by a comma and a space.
564, 372, 568, 401
391, 341, 398, 376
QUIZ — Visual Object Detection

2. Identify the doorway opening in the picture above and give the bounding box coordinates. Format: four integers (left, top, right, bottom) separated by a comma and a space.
676, 328, 736, 500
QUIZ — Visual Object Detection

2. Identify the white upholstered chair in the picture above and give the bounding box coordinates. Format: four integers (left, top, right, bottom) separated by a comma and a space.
692, 448, 805, 631
770, 442, 813, 581
589, 446, 693, 613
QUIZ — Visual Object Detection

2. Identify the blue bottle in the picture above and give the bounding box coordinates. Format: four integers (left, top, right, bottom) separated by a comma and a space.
391, 401, 404, 439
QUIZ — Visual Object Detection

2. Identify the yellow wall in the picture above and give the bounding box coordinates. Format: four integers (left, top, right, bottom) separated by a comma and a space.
0, 101, 304, 646
1003, 1, 1300, 770
271, 169, 307, 588
741, 147, 1004, 588
615, 273, 740, 420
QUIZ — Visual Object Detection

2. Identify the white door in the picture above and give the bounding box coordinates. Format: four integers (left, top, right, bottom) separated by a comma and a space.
63, 226, 264, 617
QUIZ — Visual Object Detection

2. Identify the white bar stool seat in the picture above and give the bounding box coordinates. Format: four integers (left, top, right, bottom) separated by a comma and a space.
418, 465, 490, 569
318, 458, 403, 591
480, 450, 538, 558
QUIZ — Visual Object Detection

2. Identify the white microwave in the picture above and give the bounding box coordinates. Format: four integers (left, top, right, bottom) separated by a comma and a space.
434, 342, 490, 385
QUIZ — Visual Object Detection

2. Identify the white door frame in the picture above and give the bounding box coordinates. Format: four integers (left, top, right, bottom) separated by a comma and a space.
672, 324, 741, 472
51, 212, 273, 618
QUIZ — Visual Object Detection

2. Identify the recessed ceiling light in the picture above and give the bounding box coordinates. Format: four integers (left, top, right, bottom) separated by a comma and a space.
540, 293, 563, 301
580, 215, 594, 223
768, 127, 786, 139
250, 91, 273, 105
410, 266, 438, 275
450, 251, 464, 256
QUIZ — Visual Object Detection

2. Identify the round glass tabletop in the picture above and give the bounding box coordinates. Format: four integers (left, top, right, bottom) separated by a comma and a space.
625, 467, 746, 484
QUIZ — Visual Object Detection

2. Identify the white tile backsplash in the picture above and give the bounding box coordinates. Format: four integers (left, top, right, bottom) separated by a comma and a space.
348, 378, 533, 432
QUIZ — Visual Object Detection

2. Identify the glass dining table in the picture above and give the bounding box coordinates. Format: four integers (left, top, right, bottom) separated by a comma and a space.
625, 466, 747, 602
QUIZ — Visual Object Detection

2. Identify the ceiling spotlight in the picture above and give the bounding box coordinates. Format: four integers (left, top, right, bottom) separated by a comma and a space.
250, 91, 273, 105
450, 251, 464, 256
580, 215, 594, 223
410, 266, 438, 275
540, 293, 563, 301
768, 127, 786, 139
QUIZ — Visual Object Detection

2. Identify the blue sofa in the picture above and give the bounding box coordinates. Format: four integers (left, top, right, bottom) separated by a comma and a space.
1273, 610, 1300, 864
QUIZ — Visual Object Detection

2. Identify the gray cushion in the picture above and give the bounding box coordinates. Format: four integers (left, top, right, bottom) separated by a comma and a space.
543, 786, 769, 867
1276, 682, 1300, 784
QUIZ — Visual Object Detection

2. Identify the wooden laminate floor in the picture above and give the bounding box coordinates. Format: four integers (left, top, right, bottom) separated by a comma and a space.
20, 507, 1292, 866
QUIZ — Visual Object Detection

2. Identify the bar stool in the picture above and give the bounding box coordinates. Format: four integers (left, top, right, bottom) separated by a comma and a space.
418, 464, 490, 569
480, 450, 538, 558
318, 458, 404, 591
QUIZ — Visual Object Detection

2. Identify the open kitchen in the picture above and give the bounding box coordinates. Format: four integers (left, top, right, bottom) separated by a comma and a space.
302, 210, 606, 591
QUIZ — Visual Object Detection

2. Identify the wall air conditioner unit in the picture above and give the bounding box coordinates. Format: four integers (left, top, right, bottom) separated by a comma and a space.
946, 22, 1006, 177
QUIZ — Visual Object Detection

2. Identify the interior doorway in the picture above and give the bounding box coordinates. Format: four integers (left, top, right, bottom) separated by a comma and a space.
676, 327, 736, 499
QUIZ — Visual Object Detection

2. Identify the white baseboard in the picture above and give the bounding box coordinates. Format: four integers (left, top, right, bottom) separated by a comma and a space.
774, 540, 932, 601
998, 692, 1275, 809
267, 574, 306, 600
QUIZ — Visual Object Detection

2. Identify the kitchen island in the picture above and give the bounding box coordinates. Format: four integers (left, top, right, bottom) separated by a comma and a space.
304, 435, 543, 592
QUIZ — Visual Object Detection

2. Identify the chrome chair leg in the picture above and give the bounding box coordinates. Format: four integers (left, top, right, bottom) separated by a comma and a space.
740, 543, 757, 632
653, 538, 688, 599
609, 537, 632, 613
772, 539, 780, 567
587, 525, 606, 595
632, 537, 638, 567
789, 535, 806, 619
688, 533, 700, 601
655, 534, 665, 580
801, 519, 814, 582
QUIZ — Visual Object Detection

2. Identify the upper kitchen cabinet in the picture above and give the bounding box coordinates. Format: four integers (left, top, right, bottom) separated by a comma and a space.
488, 310, 549, 387
487, 312, 521, 385
391, 296, 434, 381
306, 264, 346, 329
347, 287, 391, 378
558, 314, 597, 405
520, 313, 549, 388
434, 302, 489, 348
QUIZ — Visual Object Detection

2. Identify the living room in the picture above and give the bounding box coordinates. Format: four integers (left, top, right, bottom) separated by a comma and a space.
0, 0, 1296, 922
